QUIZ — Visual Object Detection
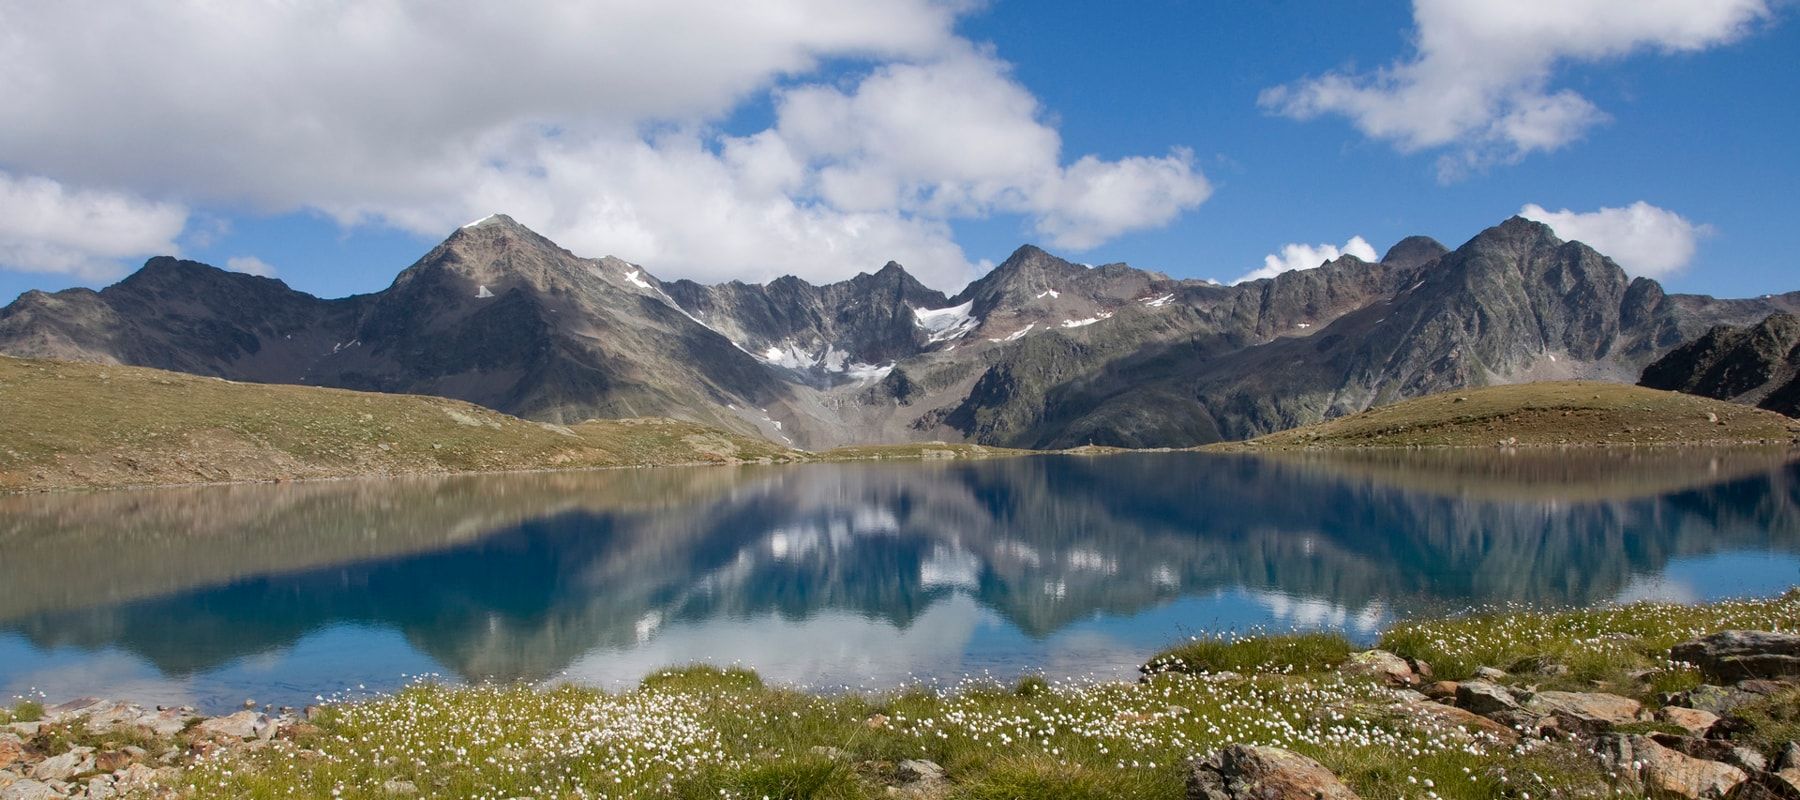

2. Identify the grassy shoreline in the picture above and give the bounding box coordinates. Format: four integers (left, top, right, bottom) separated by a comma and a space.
7, 591, 1796, 798
1208, 381, 1800, 452
6, 357, 1797, 495
0, 355, 1034, 494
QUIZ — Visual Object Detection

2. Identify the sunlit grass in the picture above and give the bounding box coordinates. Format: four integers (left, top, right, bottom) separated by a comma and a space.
176, 667, 1636, 799
1377, 589, 1800, 683
77, 593, 1800, 798
1145, 631, 1353, 675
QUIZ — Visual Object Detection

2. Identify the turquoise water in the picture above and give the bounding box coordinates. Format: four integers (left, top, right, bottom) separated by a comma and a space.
2, 450, 1797, 712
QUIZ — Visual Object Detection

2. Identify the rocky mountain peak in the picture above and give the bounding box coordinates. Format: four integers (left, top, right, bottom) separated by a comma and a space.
1380, 236, 1448, 269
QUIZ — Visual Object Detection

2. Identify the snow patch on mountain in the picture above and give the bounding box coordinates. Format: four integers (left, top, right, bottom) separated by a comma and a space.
912, 301, 979, 343
625, 270, 652, 290
1060, 312, 1113, 329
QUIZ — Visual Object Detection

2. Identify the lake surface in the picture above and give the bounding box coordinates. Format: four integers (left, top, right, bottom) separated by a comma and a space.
2, 449, 1798, 713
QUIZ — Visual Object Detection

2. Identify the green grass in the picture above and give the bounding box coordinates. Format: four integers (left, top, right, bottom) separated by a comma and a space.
1214, 381, 1800, 450
1145, 632, 1353, 675
1377, 590, 1800, 686
1720, 686, 1800, 753
173, 666, 1648, 800
59, 594, 1800, 798
0, 356, 1037, 492
1, 699, 43, 723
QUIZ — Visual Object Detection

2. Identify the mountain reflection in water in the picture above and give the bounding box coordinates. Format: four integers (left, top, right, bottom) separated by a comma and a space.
1, 449, 1797, 712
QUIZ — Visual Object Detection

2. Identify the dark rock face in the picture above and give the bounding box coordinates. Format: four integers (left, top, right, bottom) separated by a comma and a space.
1186, 745, 1362, 800
1670, 631, 1800, 683
1640, 312, 1800, 417
2, 214, 1795, 448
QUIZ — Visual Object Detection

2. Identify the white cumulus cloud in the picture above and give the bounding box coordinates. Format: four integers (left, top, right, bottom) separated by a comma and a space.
0, 171, 187, 279
0, 1, 1209, 288
1260, 0, 1773, 179
1234, 236, 1379, 285
225, 256, 277, 277
1519, 201, 1710, 277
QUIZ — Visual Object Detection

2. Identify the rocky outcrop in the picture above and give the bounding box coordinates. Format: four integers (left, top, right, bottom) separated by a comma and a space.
1597, 734, 1748, 799
1672, 631, 1800, 683
1186, 745, 1362, 800
0, 697, 309, 800
1521, 690, 1644, 732
1641, 312, 1800, 417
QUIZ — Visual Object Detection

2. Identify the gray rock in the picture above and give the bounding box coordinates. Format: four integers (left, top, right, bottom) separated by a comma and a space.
0, 779, 62, 800
897, 759, 945, 784
194, 710, 273, 741
1474, 666, 1508, 681
1648, 733, 1767, 773
1522, 690, 1643, 732
1186, 745, 1362, 800
1670, 630, 1800, 683
381, 779, 418, 795
83, 774, 117, 800
1596, 734, 1747, 799
28, 749, 93, 782
1673, 684, 1767, 715
1657, 706, 1720, 736
1454, 679, 1520, 717
1337, 650, 1416, 687
1780, 742, 1800, 771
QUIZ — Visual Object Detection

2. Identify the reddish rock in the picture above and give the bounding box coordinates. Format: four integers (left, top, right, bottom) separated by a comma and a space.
1187, 744, 1362, 800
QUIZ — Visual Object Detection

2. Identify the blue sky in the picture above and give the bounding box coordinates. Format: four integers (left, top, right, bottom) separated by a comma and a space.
0, 1, 1794, 304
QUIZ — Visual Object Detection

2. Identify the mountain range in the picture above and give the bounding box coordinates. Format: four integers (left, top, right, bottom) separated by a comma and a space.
3, 213, 1795, 449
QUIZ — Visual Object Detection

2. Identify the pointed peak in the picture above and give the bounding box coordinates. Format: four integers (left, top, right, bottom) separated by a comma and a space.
459, 213, 517, 230
1381, 236, 1449, 269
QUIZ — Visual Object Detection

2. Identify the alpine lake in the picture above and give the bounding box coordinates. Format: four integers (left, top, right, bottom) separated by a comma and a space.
3, 448, 1797, 714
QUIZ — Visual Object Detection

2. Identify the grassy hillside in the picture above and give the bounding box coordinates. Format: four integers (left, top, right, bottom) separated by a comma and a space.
0, 356, 1037, 493
1215, 381, 1800, 450
0, 356, 812, 492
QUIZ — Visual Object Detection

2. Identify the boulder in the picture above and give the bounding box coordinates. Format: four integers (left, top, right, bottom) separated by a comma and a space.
897, 760, 946, 784
1675, 685, 1769, 716
130, 709, 196, 738
1598, 734, 1747, 799
1186, 745, 1361, 800
1399, 701, 1520, 744
0, 779, 61, 800
84, 774, 117, 800
194, 710, 273, 741
893, 759, 949, 799
28, 749, 92, 782
0, 735, 20, 771
1730, 771, 1800, 800
1659, 706, 1722, 736
41, 698, 105, 723
1474, 666, 1509, 680
110, 764, 159, 796
1522, 690, 1644, 732
1420, 680, 1459, 701
1671, 631, 1800, 683
1338, 650, 1417, 687
1454, 680, 1521, 717
1648, 734, 1767, 772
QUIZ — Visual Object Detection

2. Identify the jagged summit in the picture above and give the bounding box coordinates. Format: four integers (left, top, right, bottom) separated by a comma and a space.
2, 214, 1794, 450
